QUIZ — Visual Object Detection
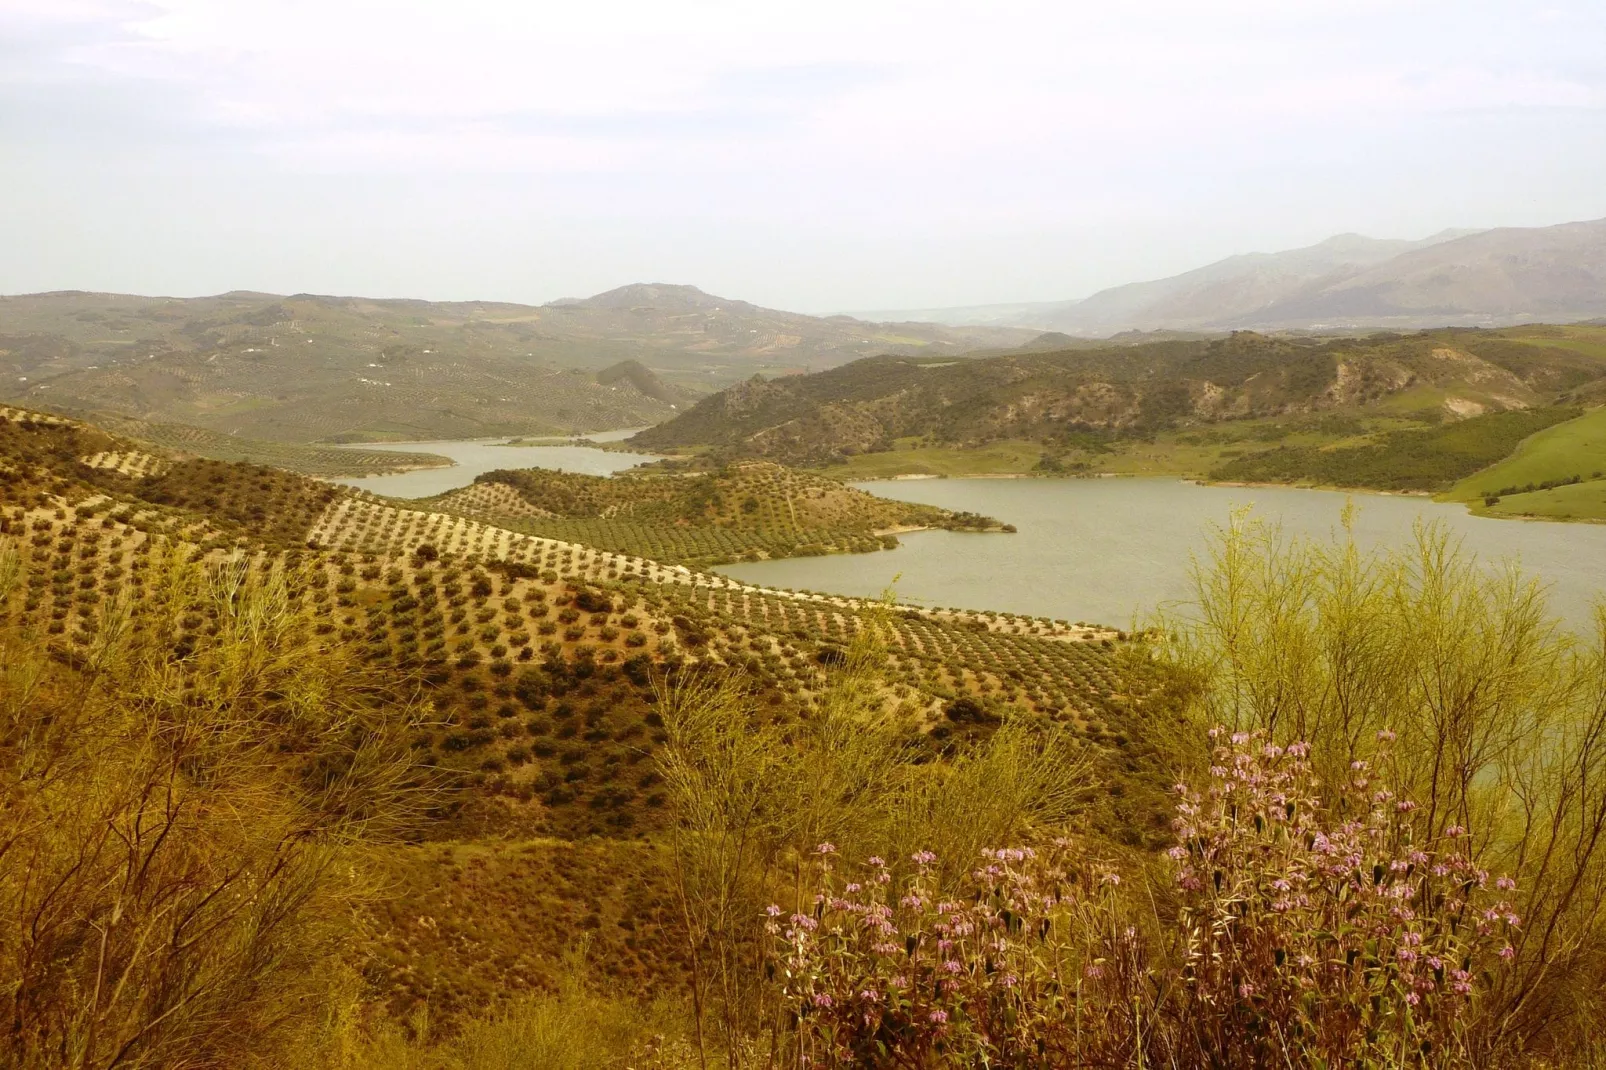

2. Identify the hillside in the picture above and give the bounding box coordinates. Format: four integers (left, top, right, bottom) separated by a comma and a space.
631, 325, 1606, 476
865, 217, 1606, 334
545, 283, 1034, 373
0, 401, 1150, 1040
0, 287, 1035, 442
1443, 405, 1606, 521
430, 460, 1009, 566
85, 411, 453, 476
1034, 230, 1477, 334
1247, 219, 1606, 329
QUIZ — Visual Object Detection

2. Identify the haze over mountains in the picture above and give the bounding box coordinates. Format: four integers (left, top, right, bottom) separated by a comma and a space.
859, 216, 1606, 335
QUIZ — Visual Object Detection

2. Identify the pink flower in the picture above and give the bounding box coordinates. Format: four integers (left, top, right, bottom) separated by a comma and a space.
816, 842, 838, 855
1499, 944, 1515, 960
928, 1010, 948, 1024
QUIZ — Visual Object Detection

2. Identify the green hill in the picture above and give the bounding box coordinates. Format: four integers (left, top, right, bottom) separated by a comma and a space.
6, 399, 1606, 1067
1445, 405, 1606, 520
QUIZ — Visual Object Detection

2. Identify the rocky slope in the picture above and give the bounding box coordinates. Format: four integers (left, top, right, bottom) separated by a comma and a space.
632, 326, 1606, 466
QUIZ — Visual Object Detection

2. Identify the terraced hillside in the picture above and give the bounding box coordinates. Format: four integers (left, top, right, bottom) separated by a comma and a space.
0, 403, 1159, 1026
427, 460, 1010, 565
88, 411, 453, 476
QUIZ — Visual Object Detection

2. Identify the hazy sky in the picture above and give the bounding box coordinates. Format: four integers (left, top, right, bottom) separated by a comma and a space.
3, 0, 1603, 312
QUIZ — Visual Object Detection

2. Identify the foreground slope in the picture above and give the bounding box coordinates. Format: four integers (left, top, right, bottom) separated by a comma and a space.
0, 402, 1159, 1022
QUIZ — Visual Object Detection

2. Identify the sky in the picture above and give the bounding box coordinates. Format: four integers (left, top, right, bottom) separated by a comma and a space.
2, 0, 1603, 313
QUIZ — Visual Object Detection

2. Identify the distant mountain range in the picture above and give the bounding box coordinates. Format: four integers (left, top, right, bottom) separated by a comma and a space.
855, 217, 1606, 335
0, 287, 1034, 442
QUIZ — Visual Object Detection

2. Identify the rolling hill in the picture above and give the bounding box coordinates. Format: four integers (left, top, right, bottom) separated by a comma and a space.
0, 287, 1036, 442
632, 325, 1606, 468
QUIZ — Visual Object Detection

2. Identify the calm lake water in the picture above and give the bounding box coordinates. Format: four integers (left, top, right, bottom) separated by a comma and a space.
331, 430, 657, 498
715, 478, 1606, 633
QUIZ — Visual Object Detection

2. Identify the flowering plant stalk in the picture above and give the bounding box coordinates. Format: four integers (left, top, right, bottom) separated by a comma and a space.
769, 842, 1142, 1068
769, 729, 1517, 1068
1170, 728, 1519, 1066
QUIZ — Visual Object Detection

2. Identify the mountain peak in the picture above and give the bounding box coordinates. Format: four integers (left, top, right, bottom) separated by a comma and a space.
553, 283, 745, 312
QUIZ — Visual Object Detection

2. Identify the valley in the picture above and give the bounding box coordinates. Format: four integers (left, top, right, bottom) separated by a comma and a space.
17, 0, 1606, 1060
0, 402, 1151, 1039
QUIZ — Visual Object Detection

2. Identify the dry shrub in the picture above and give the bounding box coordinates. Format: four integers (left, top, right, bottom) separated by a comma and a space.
655, 600, 1095, 1068
0, 542, 429, 1069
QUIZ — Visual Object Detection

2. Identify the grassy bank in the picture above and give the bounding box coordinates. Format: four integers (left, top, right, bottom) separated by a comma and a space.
1446, 406, 1606, 520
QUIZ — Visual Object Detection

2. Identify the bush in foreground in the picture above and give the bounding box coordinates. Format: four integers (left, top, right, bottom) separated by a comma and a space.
773, 730, 1517, 1068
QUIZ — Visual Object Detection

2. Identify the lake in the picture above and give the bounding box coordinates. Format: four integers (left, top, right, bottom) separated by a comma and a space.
715, 478, 1606, 633
331, 430, 658, 498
